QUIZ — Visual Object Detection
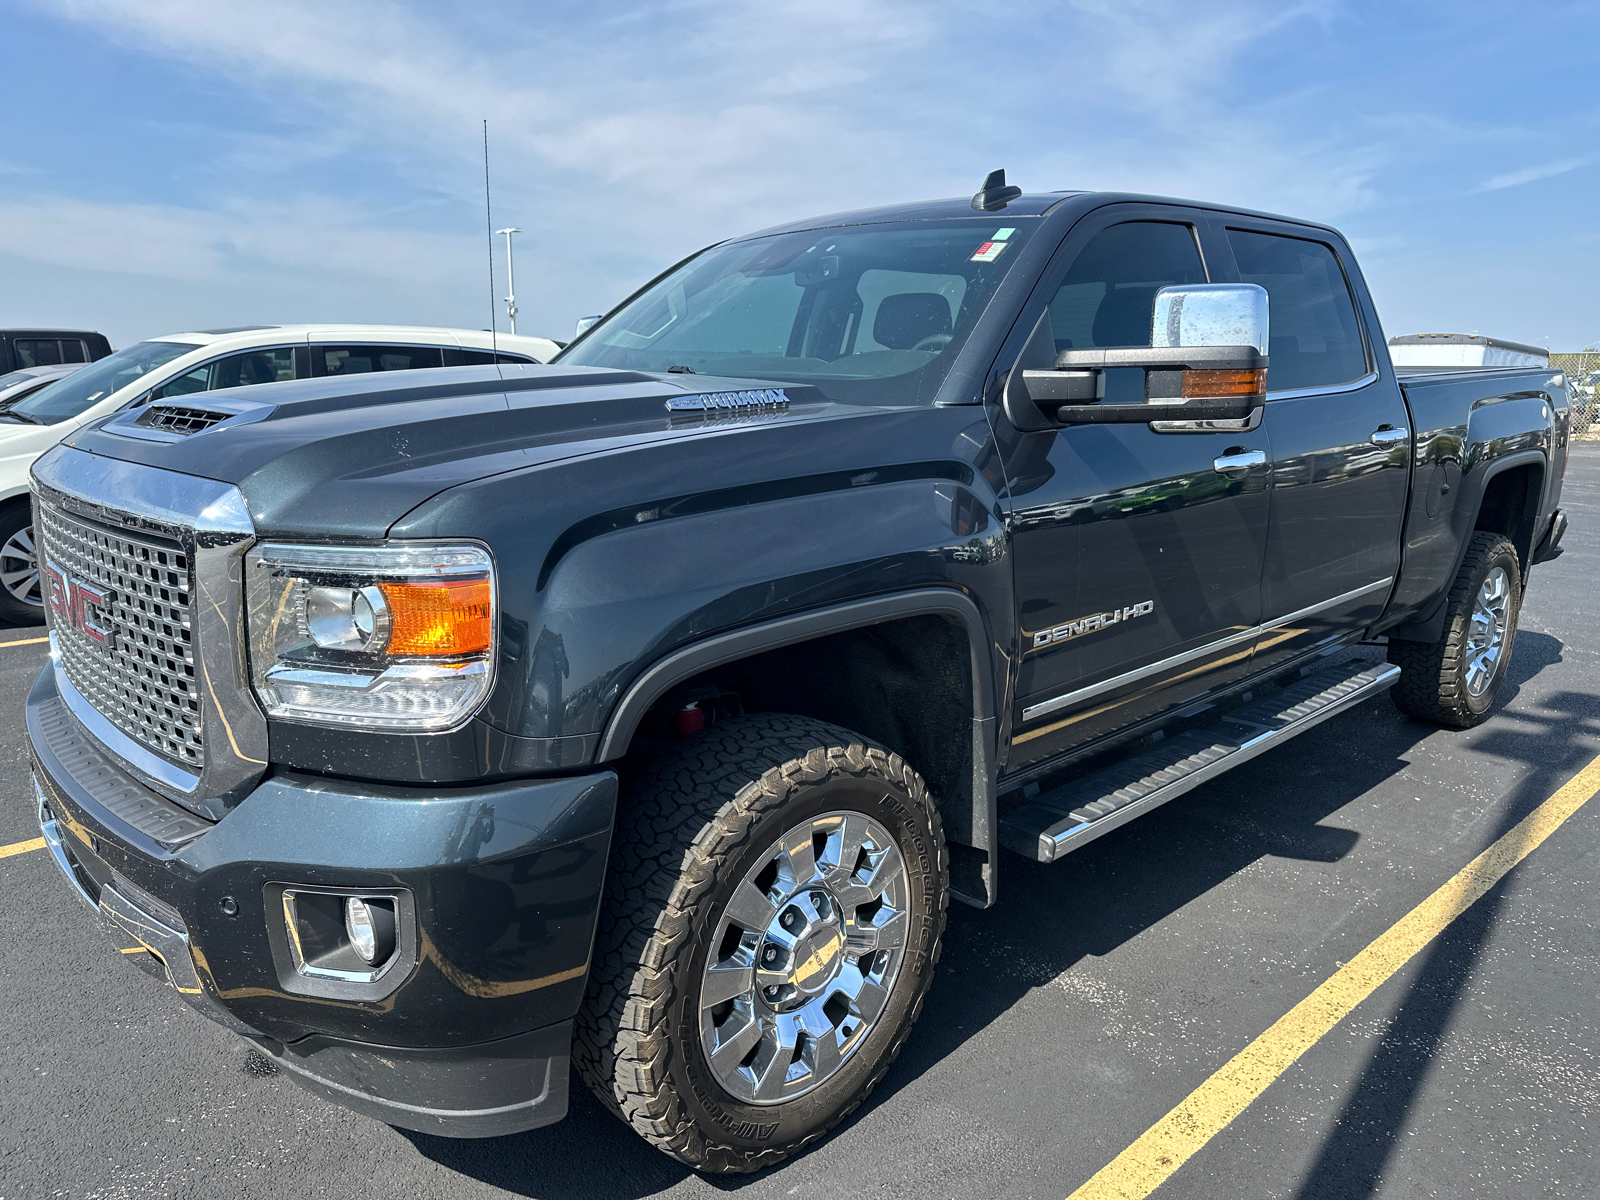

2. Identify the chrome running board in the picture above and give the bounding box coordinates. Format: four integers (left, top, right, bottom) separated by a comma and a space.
999, 661, 1401, 863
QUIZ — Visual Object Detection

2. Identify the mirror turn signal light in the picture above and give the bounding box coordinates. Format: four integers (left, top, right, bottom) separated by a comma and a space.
1181, 368, 1268, 399
378, 578, 493, 656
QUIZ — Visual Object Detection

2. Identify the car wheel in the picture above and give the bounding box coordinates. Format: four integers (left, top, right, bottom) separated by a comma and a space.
574, 713, 947, 1172
1388, 532, 1521, 728
0, 507, 44, 623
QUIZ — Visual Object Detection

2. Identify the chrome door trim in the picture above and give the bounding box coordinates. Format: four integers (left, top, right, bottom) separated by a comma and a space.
1265, 371, 1379, 403
1018, 577, 1394, 724
1258, 577, 1393, 631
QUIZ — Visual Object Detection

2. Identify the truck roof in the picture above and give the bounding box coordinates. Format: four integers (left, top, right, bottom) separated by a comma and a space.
740, 189, 1345, 241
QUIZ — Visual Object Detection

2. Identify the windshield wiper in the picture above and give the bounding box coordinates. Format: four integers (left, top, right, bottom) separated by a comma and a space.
0, 410, 40, 423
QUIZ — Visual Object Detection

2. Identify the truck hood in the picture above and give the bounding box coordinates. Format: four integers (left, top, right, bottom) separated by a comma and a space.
62, 362, 895, 538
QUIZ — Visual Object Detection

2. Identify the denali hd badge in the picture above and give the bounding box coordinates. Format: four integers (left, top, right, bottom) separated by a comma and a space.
1030, 600, 1154, 650
665, 388, 789, 414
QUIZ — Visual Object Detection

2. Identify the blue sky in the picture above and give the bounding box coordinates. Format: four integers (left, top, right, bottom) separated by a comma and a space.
3, 0, 1597, 350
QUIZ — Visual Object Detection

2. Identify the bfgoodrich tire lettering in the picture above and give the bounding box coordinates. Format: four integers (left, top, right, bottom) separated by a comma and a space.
574, 713, 947, 1172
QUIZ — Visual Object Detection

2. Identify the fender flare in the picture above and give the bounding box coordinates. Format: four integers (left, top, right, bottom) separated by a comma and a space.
1387, 448, 1547, 644
595, 587, 1002, 907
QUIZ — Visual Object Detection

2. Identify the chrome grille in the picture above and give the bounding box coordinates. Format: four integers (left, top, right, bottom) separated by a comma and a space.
37, 500, 201, 769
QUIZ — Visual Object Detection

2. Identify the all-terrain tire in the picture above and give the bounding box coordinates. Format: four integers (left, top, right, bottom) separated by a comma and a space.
574, 713, 948, 1173
1388, 532, 1522, 728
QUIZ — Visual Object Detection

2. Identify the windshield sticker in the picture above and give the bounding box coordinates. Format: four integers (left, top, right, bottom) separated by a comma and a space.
992, 228, 1016, 241
970, 241, 1008, 263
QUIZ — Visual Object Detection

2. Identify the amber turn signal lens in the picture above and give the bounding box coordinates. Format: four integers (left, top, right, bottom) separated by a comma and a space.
378, 579, 492, 655
1181, 368, 1267, 399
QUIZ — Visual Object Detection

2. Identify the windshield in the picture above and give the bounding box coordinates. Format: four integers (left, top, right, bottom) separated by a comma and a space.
13, 340, 197, 424
558, 219, 1036, 405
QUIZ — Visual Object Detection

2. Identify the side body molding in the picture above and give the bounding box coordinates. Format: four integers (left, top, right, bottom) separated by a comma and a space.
596, 588, 1001, 908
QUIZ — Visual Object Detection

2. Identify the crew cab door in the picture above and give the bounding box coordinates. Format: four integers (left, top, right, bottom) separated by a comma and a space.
995, 209, 1271, 772
1213, 223, 1411, 674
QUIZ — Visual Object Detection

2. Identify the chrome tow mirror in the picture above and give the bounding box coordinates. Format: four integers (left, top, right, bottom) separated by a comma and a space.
1003, 282, 1270, 430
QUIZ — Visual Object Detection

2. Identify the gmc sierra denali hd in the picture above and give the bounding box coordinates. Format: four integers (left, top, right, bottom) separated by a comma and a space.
28, 175, 1571, 1172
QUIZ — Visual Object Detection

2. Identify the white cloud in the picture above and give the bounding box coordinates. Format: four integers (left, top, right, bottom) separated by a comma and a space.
14, 0, 1600, 346
1473, 157, 1589, 192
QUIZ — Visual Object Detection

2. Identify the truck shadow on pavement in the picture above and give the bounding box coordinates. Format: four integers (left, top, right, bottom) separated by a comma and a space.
1290, 631, 1597, 1200
401, 635, 1582, 1197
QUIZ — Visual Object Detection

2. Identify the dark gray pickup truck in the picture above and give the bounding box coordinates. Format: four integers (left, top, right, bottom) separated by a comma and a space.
27, 176, 1571, 1172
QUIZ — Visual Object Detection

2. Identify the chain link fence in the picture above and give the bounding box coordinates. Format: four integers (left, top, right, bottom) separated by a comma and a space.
1552, 352, 1599, 436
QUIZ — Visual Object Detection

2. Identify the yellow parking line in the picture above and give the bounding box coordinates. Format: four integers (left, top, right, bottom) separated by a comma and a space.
0, 837, 46, 860
0, 636, 49, 648
1068, 751, 1600, 1200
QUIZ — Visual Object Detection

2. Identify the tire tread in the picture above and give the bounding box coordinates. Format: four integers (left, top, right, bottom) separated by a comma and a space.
573, 712, 947, 1173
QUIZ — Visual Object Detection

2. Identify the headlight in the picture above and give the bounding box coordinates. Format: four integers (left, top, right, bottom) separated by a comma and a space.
246, 542, 495, 731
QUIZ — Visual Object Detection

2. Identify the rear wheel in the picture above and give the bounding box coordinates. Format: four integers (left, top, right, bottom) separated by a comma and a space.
0, 504, 43, 623
575, 713, 947, 1172
1388, 532, 1521, 728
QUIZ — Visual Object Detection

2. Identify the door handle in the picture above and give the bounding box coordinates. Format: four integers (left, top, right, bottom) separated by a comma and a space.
1370, 425, 1409, 447
1212, 449, 1266, 476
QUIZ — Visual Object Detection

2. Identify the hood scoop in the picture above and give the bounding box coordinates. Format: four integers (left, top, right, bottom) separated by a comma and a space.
137, 404, 235, 435
108, 395, 277, 443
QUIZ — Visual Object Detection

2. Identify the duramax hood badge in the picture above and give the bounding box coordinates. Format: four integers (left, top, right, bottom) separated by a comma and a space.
665, 388, 789, 414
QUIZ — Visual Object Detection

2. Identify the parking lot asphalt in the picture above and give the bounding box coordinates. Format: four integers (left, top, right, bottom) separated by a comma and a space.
2, 446, 1597, 1200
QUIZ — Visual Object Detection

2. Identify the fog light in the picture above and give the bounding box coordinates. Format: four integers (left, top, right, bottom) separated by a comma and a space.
345, 897, 379, 964
278, 888, 401, 983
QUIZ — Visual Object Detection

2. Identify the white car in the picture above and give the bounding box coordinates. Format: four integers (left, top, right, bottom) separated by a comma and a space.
0, 363, 90, 410
0, 324, 558, 620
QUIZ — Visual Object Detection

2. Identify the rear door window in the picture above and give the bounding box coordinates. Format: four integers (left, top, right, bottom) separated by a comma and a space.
14, 340, 63, 368
1225, 229, 1367, 392
151, 347, 300, 400
316, 345, 445, 376
443, 348, 535, 366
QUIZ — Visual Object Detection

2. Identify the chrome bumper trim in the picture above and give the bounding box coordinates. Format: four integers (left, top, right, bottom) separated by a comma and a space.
36, 778, 203, 995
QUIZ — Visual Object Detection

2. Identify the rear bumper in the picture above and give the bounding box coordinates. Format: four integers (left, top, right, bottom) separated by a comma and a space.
28, 661, 616, 1137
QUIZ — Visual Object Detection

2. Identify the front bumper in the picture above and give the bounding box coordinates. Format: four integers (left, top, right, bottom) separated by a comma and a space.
28, 662, 616, 1137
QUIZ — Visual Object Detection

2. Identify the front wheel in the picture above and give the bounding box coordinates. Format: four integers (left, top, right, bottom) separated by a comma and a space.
0, 505, 43, 623
575, 713, 947, 1172
1388, 532, 1522, 728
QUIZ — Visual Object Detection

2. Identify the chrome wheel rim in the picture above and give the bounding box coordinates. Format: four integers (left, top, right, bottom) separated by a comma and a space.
699, 810, 910, 1105
1465, 566, 1511, 697
0, 525, 41, 608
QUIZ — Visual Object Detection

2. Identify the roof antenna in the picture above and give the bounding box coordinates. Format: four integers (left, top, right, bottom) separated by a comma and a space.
483, 120, 498, 357
972, 168, 1022, 212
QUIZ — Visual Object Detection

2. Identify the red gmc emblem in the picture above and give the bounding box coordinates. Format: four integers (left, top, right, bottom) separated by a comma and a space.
44, 563, 114, 647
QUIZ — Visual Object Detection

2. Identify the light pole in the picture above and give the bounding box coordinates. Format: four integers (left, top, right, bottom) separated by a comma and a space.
497, 227, 521, 334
